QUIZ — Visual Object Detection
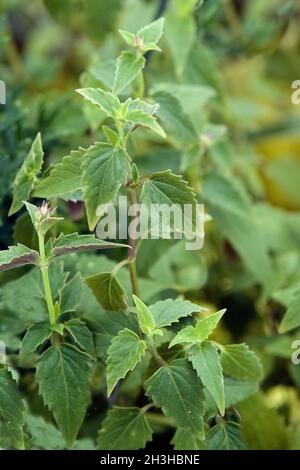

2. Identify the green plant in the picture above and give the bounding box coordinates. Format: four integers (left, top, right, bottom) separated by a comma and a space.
0, 18, 265, 451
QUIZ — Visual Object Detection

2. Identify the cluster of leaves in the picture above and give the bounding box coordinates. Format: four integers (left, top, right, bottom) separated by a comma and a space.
1, 0, 300, 452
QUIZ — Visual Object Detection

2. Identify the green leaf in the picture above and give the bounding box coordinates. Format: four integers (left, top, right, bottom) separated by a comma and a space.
169, 309, 226, 348
0, 262, 67, 326
132, 295, 155, 335
141, 170, 197, 236
145, 359, 205, 433
103, 126, 119, 146
33, 148, 85, 200
20, 322, 52, 356
9, 133, 44, 215
59, 273, 82, 314
53, 233, 126, 257
188, 342, 225, 416
113, 51, 145, 95
207, 421, 246, 450
152, 91, 198, 146
237, 393, 290, 450
224, 377, 259, 408
172, 428, 206, 450
149, 240, 207, 292
137, 18, 165, 47
127, 109, 166, 138
81, 142, 130, 230
65, 319, 95, 357
76, 88, 120, 117
106, 328, 146, 396
27, 413, 95, 450
98, 406, 153, 450
118, 29, 136, 46
0, 369, 25, 449
86, 272, 127, 311
279, 289, 300, 333
202, 173, 273, 288
36, 344, 91, 447
91, 311, 138, 359
26, 413, 65, 450
220, 344, 263, 382
0, 244, 39, 272
128, 98, 159, 115
165, 10, 196, 77
149, 298, 206, 328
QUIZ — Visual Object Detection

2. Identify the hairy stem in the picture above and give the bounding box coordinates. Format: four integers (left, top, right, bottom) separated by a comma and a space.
38, 233, 56, 326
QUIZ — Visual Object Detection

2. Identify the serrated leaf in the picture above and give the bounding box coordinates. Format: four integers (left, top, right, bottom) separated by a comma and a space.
145, 359, 205, 433
65, 319, 95, 357
141, 170, 197, 236
36, 344, 91, 447
0, 244, 39, 272
76, 88, 120, 117
279, 289, 300, 333
206, 421, 246, 450
127, 109, 166, 138
59, 273, 82, 314
53, 233, 126, 257
33, 148, 85, 199
81, 142, 130, 230
142, 170, 196, 206
169, 309, 226, 348
86, 272, 127, 311
149, 298, 206, 328
128, 98, 159, 115
188, 342, 225, 416
9, 133, 44, 215
172, 428, 206, 450
132, 295, 155, 335
106, 328, 146, 396
0, 369, 25, 449
20, 322, 52, 356
98, 406, 153, 450
220, 344, 263, 382
224, 377, 259, 408
113, 51, 145, 95
91, 311, 138, 359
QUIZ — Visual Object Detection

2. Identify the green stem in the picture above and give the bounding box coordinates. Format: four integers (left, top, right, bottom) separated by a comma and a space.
147, 338, 167, 367
127, 187, 140, 296
38, 233, 56, 326
146, 412, 174, 428
137, 71, 145, 99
